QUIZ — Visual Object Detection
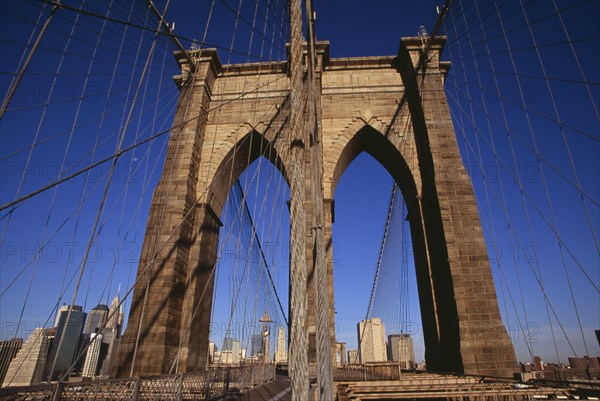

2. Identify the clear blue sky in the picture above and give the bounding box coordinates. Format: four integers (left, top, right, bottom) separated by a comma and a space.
0, 0, 598, 366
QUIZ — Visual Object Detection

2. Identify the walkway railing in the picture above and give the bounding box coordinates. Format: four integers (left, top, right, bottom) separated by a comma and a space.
334, 363, 403, 381
0, 364, 275, 401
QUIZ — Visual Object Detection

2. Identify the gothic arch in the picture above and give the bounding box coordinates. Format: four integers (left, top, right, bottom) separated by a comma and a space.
328, 123, 418, 206
326, 122, 458, 372
202, 128, 290, 219
176, 127, 290, 372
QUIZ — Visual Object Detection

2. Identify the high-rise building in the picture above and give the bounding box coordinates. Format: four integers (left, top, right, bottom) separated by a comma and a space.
2, 329, 49, 387
533, 356, 544, 371
347, 349, 359, 364
99, 330, 119, 377
84, 304, 109, 335
55, 304, 69, 327
82, 333, 103, 377
335, 342, 347, 365
387, 334, 415, 369
222, 337, 235, 351
0, 339, 22, 386
250, 334, 263, 357
220, 338, 240, 364
357, 318, 387, 363
45, 305, 86, 380
208, 342, 217, 364
274, 327, 287, 363
106, 292, 123, 333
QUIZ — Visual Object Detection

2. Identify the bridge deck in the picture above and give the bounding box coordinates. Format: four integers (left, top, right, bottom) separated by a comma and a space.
230, 376, 292, 401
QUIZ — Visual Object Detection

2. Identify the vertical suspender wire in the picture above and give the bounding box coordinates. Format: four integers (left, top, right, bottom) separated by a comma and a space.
58, 0, 120, 313
220, 0, 261, 359
197, 0, 220, 370
101, 37, 165, 306
114, 29, 176, 313
55, 1, 167, 381
10, 0, 87, 365
70, 0, 140, 311
304, 0, 333, 397
518, 0, 591, 355
129, 78, 194, 374
0, 4, 58, 119
238, 0, 262, 352
203, 0, 243, 351
362, 184, 396, 362
444, 1, 515, 337
288, 0, 309, 399
461, 2, 560, 361
451, 0, 538, 360
445, 86, 580, 359
493, 0, 580, 359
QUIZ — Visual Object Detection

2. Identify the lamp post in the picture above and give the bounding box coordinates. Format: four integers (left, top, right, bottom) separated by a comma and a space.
259, 311, 272, 364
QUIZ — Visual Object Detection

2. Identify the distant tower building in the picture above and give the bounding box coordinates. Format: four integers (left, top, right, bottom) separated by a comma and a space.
106, 291, 123, 333
595, 329, 600, 347
82, 333, 103, 377
222, 337, 235, 352
357, 318, 387, 363
208, 342, 216, 364
347, 349, 359, 364
2, 328, 49, 387
101, 333, 121, 378
84, 304, 109, 335
45, 305, 86, 380
250, 334, 263, 358
533, 356, 544, 371
0, 339, 23, 386
95, 290, 125, 377
55, 304, 69, 327
387, 334, 415, 369
335, 342, 347, 365
220, 338, 240, 364
275, 327, 287, 363
231, 339, 240, 364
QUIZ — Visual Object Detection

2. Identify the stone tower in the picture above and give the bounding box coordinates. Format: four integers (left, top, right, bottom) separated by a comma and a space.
116, 37, 518, 378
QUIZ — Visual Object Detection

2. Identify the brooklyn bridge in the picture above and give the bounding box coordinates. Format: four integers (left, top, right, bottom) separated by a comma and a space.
0, 0, 598, 400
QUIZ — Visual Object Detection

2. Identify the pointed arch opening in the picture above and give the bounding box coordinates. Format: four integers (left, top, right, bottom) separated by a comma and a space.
180, 129, 291, 371
329, 124, 462, 373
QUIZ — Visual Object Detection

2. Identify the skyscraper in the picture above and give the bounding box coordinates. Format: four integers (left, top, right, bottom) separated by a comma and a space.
82, 333, 103, 377
357, 318, 387, 363
347, 349, 359, 364
106, 292, 123, 333
387, 334, 415, 369
220, 338, 240, 364
274, 327, 287, 363
83, 304, 109, 335
0, 339, 22, 386
45, 305, 86, 380
2, 329, 49, 387
250, 334, 263, 357
208, 342, 217, 364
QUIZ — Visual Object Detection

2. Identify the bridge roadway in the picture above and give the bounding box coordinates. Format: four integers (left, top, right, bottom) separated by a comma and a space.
227, 375, 294, 401
232, 373, 600, 401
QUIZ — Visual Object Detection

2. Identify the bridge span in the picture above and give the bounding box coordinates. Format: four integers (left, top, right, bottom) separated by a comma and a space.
1, 364, 598, 400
